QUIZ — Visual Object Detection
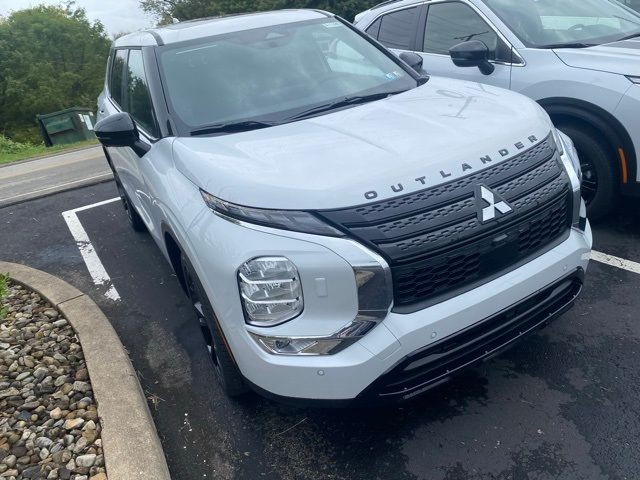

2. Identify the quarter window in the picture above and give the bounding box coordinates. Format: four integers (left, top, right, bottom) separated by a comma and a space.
423, 2, 499, 58
377, 7, 420, 50
109, 49, 127, 108
365, 18, 382, 38
125, 50, 157, 136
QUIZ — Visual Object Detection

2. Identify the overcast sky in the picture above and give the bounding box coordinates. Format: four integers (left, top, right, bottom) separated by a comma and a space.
0, 0, 154, 36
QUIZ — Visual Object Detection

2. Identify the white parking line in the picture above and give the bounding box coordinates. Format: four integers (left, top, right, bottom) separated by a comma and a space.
62, 197, 121, 301
591, 251, 640, 275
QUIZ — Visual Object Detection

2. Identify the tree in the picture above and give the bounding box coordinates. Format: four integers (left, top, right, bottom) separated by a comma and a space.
140, 0, 380, 24
0, 5, 111, 142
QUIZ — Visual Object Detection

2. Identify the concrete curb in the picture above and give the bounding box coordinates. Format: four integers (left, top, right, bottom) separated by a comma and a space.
0, 174, 114, 210
0, 261, 172, 480
0, 144, 101, 169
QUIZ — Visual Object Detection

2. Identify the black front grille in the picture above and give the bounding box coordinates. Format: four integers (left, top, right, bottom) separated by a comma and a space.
317, 135, 573, 312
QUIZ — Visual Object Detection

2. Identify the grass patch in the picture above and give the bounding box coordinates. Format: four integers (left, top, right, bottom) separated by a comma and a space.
0, 138, 99, 166
0, 273, 8, 320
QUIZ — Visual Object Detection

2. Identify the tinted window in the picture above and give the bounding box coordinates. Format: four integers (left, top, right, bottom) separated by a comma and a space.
423, 2, 499, 58
378, 7, 419, 50
110, 49, 127, 107
366, 18, 382, 38
125, 50, 157, 136
482, 0, 640, 47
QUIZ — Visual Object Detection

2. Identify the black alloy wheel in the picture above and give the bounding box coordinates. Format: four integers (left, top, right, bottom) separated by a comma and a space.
559, 124, 618, 220
180, 254, 248, 397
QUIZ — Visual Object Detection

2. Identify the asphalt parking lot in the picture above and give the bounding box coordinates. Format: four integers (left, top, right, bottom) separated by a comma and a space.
1, 180, 639, 480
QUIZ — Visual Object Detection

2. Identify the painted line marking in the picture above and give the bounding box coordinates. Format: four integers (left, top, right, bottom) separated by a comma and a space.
591, 250, 640, 275
62, 197, 121, 301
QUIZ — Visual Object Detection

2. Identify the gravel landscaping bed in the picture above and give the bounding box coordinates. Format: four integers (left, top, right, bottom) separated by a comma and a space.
0, 279, 107, 480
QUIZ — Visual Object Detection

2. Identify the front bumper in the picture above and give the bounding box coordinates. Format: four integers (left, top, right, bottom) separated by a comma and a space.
226, 224, 592, 403
359, 268, 583, 403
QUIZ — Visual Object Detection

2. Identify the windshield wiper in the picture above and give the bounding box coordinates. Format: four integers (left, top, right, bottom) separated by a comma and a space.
189, 90, 410, 135
286, 90, 409, 122
190, 119, 279, 136
616, 32, 640, 41
538, 42, 596, 49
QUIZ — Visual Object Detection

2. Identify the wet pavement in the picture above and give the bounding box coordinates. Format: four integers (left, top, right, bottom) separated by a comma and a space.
1, 180, 639, 480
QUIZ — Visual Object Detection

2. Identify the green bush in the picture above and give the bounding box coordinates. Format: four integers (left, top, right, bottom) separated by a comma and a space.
7, 126, 43, 145
0, 135, 33, 154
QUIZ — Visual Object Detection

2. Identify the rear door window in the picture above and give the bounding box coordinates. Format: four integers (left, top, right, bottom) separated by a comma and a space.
365, 17, 382, 38
377, 7, 420, 50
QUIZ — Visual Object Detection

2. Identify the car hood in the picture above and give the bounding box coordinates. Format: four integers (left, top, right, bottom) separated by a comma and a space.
173, 76, 552, 210
554, 38, 640, 76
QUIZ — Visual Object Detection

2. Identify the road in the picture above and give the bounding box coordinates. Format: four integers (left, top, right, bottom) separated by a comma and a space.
1, 179, 639, 480
0, 146, 111, 207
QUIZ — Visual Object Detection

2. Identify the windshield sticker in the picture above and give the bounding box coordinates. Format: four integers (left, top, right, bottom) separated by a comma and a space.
385, 71, 401, 80
322, 21, 341, 28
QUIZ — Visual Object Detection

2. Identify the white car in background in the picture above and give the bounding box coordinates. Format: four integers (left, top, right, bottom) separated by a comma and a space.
620, 0, 640, 13
355, 0, 640, 219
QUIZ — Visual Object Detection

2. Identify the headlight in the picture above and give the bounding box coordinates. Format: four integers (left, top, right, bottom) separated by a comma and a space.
626, 75, 640, 84
238, 257, 303, 326
201, 190, 343, 237
556, 129, 582, 184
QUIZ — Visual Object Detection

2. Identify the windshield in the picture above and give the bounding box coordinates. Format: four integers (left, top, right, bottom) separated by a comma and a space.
158, 18, 417, 134
482, 0, 640, 48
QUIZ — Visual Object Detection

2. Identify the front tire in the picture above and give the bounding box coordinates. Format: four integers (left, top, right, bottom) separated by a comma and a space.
558, 124, 618, 220
180, 254, 248, 398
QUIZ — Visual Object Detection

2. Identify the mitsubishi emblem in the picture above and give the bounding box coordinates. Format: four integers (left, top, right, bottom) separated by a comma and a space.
476, 185, 513, 223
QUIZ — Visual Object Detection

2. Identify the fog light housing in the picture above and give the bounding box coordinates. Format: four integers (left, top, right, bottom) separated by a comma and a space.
238, 257, 303, 327
250, 334, 346, 355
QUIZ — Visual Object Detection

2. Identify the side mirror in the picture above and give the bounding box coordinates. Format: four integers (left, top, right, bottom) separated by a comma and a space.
94, 113, 150, 157
399, 51, 424, 73
449, 41, 495, 75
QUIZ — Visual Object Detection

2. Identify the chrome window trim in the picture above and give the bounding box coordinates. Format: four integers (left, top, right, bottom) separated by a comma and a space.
362, 0, 525, 66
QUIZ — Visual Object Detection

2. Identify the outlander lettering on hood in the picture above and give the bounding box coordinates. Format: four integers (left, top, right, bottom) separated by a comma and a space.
363, 135, 539, 201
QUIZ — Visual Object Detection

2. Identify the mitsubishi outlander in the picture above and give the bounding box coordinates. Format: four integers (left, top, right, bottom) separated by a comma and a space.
95, 10, 591, 403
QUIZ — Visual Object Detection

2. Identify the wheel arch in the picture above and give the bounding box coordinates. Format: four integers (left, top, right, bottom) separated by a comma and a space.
538, 97, 636, 186
162, 224, 187, 293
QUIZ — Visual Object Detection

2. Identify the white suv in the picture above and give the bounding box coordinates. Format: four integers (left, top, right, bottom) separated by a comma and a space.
355, 0, 640, 219
96, 10, 591, 404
